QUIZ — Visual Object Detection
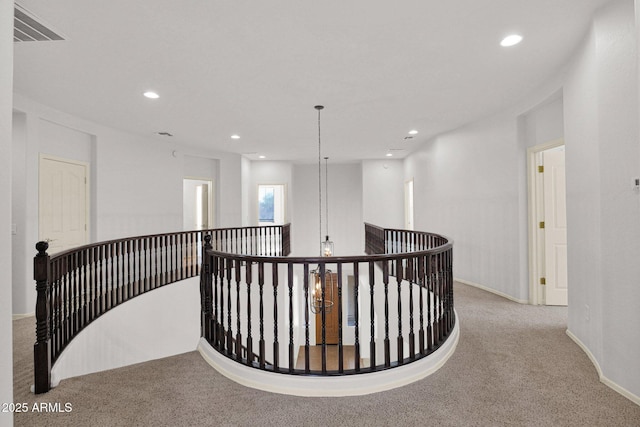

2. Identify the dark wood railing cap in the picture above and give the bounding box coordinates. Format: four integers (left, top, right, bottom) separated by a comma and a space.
36, 241, 49, 256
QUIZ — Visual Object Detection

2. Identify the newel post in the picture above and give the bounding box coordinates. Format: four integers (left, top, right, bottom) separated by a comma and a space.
201, 234, 213, 341
33, 241, 51, 394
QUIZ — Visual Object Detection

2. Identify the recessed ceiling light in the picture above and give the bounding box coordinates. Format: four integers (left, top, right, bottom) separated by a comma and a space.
500, 34, 523, 47
259, 155, 266, 159
408, 130, 418, 135
386, 153, 393, 157
143, 91, 159, 99
231, 134, 240, 139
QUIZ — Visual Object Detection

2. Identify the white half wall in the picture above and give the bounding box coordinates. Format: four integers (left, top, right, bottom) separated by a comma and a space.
50, 278, 200, 386
1, 1, 14, 424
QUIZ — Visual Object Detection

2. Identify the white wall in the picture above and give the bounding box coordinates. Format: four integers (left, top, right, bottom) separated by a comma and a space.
0, 1, 13, 424
11, 94, 246, 315
564, 0, 640, 400
362, 160, 404, 229
241, 156, 251, 226
405, 114, 525, 300
218, 153, 243, 227
292, 163, 363, 256
11, 113, 29, 317
402, 0, 640, 402
521, 96, 564, 147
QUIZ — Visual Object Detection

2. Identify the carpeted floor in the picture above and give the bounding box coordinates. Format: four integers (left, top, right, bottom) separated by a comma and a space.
12, 282, 640, 426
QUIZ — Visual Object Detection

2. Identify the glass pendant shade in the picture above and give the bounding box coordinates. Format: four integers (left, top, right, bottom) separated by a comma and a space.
322, 235, 334, 257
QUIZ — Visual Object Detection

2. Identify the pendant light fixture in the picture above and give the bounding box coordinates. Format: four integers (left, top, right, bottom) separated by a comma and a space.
310, 105, 334, 314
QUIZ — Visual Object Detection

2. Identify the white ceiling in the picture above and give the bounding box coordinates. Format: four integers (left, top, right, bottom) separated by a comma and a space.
13, 0, 613, 162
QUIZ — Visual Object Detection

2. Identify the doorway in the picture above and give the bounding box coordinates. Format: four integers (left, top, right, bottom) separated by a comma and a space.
39, 155, 89, 254
527, 140, 568, 306
315, 273, 339, 344
405, 179, 414, 230
183, 178, 214, 231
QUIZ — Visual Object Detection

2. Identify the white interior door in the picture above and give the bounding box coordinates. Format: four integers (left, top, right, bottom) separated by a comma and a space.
543, 148, 568, 306
39, 156, 89, 254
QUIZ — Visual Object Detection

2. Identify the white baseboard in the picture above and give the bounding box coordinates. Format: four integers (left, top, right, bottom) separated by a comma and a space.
198, 310, 460, 397
454, 278, 529, 304
13, 312, 34, 320
566, 329, 640, 407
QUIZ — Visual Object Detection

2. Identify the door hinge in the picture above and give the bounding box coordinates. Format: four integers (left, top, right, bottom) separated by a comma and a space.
538, 165, 544, 173
540, 277, 546, 285
539, 221, 545, 229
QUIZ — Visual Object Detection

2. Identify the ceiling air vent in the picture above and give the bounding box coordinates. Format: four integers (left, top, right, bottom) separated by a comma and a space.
14, 4, 65, 42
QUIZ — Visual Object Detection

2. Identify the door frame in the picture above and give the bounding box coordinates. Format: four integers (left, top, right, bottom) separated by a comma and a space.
183, 176, 215, 230
404, 178, 414, 230
526, 138, 564, 305
38, 154, 90, 248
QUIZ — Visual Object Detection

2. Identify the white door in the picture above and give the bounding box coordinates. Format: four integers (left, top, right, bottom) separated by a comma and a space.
542, 148, 568, 306
39, 156, 89, 254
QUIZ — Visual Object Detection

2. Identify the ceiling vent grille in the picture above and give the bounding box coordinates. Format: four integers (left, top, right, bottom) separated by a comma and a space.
14, 4, 65, 42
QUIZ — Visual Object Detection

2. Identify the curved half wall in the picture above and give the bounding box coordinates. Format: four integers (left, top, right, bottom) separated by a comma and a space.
49, 277, 200, 388
198, 310, 459, 397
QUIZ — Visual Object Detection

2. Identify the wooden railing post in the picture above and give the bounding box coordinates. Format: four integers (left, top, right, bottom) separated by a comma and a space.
201, 234, 213, 342
34, 241, 51, 394
282, 223, 291, 256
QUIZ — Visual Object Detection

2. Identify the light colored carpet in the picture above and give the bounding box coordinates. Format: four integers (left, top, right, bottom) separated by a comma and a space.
13, 282, 640, 426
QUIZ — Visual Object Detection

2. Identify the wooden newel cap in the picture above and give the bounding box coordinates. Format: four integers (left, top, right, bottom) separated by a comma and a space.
36, 241, 49, 255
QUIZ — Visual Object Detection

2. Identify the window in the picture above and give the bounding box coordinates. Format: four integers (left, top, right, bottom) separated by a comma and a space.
259, 186, 275, 222
258, 184, 285, 225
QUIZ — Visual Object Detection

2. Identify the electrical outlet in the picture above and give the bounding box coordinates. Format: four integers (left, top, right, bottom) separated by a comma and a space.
585, 304, 590, 322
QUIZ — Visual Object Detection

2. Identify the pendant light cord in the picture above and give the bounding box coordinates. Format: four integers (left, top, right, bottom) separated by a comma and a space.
325, 156, 329, 239
316, 106, 323, 257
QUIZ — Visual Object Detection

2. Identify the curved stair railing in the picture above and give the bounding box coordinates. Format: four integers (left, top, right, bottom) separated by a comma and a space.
33, 222, 453, 393
33, 224, 290, 393
199, 223, 454, 376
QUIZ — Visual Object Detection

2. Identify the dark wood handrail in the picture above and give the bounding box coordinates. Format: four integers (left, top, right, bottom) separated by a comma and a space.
200, 223, 454, 377
33, 224, 291, 394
